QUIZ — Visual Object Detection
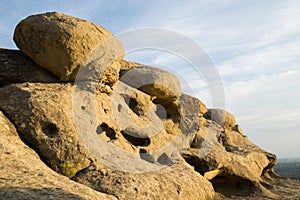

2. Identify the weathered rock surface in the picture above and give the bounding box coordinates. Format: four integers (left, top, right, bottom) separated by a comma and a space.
120, 66, 181, 101
0, 48, 59, 86
232, 124, 245, 135
0, 83, 94, 177
0, 111, 116, 200
203, 109, 236, 129
14, 12, 123, 84
120, 60, 142, 73
73, 160, 215, 200
183, 119, 277, 196
0, 81, 215, 199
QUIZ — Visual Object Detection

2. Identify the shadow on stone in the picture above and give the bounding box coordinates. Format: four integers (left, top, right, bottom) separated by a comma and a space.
0, 187, 84, 200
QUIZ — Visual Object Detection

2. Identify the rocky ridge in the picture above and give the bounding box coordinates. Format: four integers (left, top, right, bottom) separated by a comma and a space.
0, 12, 299, 200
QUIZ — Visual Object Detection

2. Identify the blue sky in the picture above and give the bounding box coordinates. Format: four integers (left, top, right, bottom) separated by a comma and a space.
0, 0, 299, 158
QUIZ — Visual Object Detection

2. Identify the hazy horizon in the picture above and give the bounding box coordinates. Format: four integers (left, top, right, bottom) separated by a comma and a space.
0, 0, 299, 158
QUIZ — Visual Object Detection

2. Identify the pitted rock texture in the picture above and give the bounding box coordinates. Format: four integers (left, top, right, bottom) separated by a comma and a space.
0, 111, 117, 200
183, 119, 277, 196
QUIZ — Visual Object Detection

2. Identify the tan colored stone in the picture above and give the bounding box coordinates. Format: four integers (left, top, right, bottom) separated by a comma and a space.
204, 169, 222, 180
73, 160, 215, 200
0, 83, 93, 177
14, 12, 123, 84
0, 111, 116, 200
120, 60, 142, 73
183, 119, 277, 195
120, 65, 181, 101
204, 109, 236, 129
232, 124, 245, 135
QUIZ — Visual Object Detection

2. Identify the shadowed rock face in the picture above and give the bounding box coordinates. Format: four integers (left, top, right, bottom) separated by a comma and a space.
1, 11, 298, 200
0, 49, 59, 86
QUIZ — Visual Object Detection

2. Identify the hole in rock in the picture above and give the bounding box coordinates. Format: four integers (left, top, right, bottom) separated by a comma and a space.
152, 98, 180, 123
210, 175, 258, 197
182, 156, 209, 176
121, 131, 150, 146
118, 104, 122, 112
128, 96, 147, 116
128, 97, 138, 113
154, 104, 167, 120
157, 153, 173, 165
96, 123, 116, 140
139, 149, 155, 163
41, 121, 59, 138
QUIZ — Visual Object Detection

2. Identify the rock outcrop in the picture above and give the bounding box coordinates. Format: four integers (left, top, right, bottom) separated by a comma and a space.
183, 119, 277, 187
204, 109, 236, 129
0, 111, 117, 200
1, 11, 299, 200
120, 65, 181, 101
14, 12, 123, 84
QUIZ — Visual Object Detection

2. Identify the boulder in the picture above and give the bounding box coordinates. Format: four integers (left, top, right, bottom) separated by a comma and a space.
73, 160, 215, 200
14, 12, 123, 85
120, 60, 142, 73
0, 48, 59, 86
0, 111, 116, 200
120, 66, 181, 101
203, 109, 236, 129
179, 93, 207, 116
183, 119, 277, 196
232, 124, 245, 136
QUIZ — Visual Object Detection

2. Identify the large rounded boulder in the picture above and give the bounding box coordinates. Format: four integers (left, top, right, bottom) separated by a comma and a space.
14, 12, 123, 84
120, 66, 181, 101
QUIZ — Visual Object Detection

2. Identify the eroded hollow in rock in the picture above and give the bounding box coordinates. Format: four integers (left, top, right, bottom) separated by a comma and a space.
139, 148, 155, 163
40, 121, 59, 138
210, 175, 258, 197
96, 123, 116, 140
121, 130, 150, 146
182, 154, 210, 176
128, 97, 142, 116
152, 99, 180, 123
157, 153, 172, 165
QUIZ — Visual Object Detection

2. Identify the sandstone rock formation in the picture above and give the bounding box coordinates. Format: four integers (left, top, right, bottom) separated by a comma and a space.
204, 109, 236, 129
14, 12, 123, 84
0, 111, 117, 200
120, 65, 181, 101
0, 12, 299, 200
183, 119, 276, 185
